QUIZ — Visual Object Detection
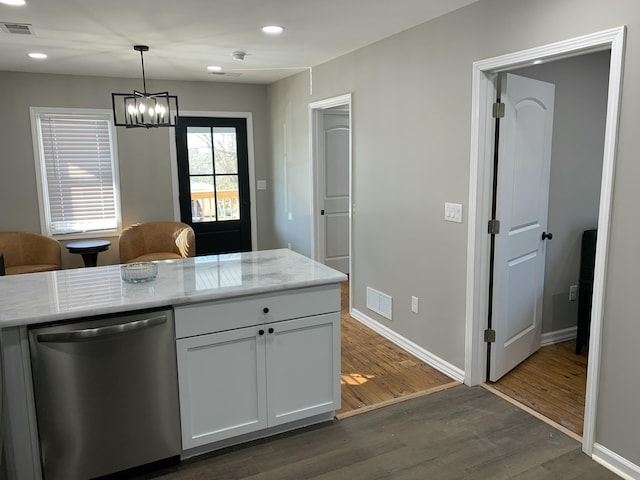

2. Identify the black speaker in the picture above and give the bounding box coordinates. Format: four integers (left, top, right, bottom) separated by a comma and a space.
576, 229, 597, 355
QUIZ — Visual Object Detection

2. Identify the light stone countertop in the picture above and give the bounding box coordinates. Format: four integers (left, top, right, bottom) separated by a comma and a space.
0, 249, 347, 328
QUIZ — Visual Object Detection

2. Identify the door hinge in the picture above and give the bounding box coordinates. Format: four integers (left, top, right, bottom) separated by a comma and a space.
488, 219, 500, 235
484, 329, 496, 343
493, 102, 505, 118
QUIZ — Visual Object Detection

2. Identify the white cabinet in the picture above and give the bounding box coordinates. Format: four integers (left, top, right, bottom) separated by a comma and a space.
266, 314, 340, 426
175, 285, 341, 451
176, 326, 268, 448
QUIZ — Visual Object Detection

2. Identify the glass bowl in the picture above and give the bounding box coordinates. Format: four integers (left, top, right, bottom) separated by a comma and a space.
120, 262, 158, 283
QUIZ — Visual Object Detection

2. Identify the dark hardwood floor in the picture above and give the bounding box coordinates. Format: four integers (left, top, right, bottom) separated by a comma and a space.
132, 386, 616, 480
124, 285, 607, 479
490, 340, 587, 436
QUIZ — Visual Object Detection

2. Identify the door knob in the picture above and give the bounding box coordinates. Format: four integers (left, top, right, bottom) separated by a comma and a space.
542, 232, 553, 241
258, 329, 265, 336
268, 327, 274, 334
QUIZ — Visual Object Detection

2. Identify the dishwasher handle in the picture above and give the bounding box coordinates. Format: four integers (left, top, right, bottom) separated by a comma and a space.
37, 315, 167, 343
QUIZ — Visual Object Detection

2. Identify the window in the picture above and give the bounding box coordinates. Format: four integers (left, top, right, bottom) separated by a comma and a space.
31, 108, 121, 237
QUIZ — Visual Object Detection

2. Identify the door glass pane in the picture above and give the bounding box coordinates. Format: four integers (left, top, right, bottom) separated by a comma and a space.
216, 175, 240, 221
212, 127, 238, 175
190, 176, 215, 223
187, 127, 213, 175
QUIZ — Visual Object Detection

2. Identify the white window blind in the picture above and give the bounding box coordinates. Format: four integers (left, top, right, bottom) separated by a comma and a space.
33, 110, 120, 236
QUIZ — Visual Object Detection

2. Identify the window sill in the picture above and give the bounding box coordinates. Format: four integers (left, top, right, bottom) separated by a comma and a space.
52, 230, 121, 241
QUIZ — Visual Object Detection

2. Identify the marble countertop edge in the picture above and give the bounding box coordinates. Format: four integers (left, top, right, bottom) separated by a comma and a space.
0, 249, 347, 328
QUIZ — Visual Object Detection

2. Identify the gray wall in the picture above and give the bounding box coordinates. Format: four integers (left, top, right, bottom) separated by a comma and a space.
267, 0, 640, 466
0, 72, 275, 267
512, 51, 609, 334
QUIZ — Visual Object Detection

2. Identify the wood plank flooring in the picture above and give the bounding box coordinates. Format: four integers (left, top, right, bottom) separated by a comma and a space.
337, 281, 458, 417
490, 340, 587, 436
131, 386, 617, 480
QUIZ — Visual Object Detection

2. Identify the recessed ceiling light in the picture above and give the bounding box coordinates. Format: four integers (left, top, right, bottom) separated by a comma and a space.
262, 25, 284, 35
533, 59, 543, 65
28, 52, 47, 59
0, 0, 26, 5
207, 65, 222, 72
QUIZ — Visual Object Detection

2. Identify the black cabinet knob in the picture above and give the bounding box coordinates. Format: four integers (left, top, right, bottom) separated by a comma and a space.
258, 329, 265, 336
542, 232, 553, 241
268, 327, 274, 334
263, 307, 269, 314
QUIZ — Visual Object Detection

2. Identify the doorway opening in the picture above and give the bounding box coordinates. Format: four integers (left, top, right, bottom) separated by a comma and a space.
310, 94, 353, 306
486, 51, 609, 438
465, 27, 626, 455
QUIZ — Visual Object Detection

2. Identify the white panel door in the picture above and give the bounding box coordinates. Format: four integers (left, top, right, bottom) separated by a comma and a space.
489, 73, 555, 381
266, 313, 341, 426
176, 326, 267, 448
318, 111, 350, 274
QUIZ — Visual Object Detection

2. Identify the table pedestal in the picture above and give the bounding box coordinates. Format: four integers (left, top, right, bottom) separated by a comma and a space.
65, 240, 111, 267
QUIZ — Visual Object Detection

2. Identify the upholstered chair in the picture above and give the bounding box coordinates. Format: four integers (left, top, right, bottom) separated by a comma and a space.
119, 221, 196, 264
0, 232, 62, 275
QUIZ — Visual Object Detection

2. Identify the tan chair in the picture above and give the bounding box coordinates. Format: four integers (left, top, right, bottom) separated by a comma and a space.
119, 221, 195, 263
0, 232, 62, 275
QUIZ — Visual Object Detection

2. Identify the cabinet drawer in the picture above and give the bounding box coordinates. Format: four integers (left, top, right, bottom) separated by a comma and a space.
174, 284, 340, 339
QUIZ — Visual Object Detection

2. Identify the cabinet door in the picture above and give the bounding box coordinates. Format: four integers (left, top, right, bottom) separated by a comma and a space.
265, 313, 340, 426
177, 326, 267, 449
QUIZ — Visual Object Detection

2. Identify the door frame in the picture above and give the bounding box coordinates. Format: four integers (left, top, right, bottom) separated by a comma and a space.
309, 94, 352, 305
464, 26, 626, 456
169, 110, 258, 251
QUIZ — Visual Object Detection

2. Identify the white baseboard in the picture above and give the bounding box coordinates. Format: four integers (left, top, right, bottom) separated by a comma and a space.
540, 326, 577, 347
593, 443, 640, 480
350, 308, 465, 382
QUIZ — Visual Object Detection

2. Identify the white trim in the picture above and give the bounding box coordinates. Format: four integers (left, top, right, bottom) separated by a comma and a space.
351, 308, 465, 383
593, 443, 640, 480
464, 26, 626, 460
540, 327, 577, 347
309, 93, 353, 312
169, 110, 258, 251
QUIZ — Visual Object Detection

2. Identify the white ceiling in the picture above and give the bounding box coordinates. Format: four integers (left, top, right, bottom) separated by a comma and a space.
0, 0, 479, 84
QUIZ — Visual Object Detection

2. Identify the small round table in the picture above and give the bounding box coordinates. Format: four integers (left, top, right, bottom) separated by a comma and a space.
65, 240, 111, 267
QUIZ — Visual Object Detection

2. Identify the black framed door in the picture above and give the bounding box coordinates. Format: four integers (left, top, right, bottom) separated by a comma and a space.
175, 116, 252, 255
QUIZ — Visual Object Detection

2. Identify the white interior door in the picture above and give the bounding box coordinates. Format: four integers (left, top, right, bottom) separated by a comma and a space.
489, 73, 555, 382
317, 110, 350, 274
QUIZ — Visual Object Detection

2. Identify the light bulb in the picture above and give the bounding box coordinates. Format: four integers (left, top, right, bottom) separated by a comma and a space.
262, 25, 284, 35
138, 103, 146, 113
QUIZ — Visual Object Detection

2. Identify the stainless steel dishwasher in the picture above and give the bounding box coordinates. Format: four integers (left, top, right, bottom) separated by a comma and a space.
28, 308, 181, 480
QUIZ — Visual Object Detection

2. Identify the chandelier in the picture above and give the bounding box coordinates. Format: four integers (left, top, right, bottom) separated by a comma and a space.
111, 45, 179, 128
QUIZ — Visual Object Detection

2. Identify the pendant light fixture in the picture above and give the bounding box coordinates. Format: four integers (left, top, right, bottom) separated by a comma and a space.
112, 45, 179, 128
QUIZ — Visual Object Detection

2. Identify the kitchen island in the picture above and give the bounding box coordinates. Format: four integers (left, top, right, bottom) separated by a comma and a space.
0, 249, 347, 480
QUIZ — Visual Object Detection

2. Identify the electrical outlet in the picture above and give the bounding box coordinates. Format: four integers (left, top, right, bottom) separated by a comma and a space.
411, 296, 419, 314
569, 285, 578, 302
287, 243, 292, 249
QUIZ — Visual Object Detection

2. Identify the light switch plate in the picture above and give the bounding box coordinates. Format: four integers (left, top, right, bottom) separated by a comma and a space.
444, 202, 463, 223
257, 180, 267, 190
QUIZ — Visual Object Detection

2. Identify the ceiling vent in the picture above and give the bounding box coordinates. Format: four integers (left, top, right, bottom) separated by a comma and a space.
1, 22, 34, 35
209, 71, 241, 77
